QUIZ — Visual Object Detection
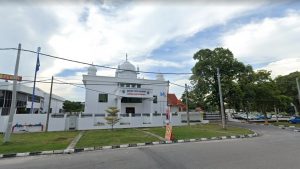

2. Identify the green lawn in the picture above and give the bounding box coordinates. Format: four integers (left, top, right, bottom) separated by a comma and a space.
0, 124, 254, 154
142, 123, 254, 140
76, 129, 159, 148
272, 122, 300, 127
0, 131, 78, 154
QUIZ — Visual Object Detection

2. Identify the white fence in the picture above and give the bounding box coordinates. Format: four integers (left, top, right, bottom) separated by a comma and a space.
0, 112, 204, 133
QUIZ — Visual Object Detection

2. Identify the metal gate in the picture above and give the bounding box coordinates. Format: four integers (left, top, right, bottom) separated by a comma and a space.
68, 116, 77, 130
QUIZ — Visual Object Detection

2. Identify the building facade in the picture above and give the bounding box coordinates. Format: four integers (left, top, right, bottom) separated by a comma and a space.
83, 60, 169, 116
167, 93, 186, 113
0, 81, 65, 115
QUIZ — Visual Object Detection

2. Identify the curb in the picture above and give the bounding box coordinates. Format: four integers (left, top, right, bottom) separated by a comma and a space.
0, 132, 259, 159
252, 123, 300, 132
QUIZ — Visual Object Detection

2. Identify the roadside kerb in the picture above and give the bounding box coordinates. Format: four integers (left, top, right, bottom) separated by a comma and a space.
0, 131, 259, 159
251, 122, 300, 132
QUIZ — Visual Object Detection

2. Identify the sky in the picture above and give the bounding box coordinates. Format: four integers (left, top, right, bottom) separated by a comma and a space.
0, 0, 300, 101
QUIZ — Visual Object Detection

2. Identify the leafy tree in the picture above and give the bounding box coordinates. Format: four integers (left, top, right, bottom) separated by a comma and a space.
189, 47, 296, 119
105, 107, 120, 130
181, 90, 198, 110
253, 79, 276, 123
63, 100, 84, 113
190, 47, 246, 113
252, 70, 293, 123
275, 71, 300, 113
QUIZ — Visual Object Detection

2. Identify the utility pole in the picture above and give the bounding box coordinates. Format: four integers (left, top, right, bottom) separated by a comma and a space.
217, 68, 226, 129
45, 76, 53, 132
3, 43, 21, 143
185, 84, 190, 126
296, 77, 300, 116
274, 105, 278, 122
291, 103, 298, 115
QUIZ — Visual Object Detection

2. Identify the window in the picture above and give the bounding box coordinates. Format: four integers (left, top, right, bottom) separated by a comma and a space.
137, 84, 141, 88
153, 95, 157, 104
99, 94, 108, 102
28, 95, 41, 103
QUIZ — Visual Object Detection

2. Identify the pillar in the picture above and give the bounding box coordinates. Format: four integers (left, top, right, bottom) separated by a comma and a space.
117, 96, 122, 117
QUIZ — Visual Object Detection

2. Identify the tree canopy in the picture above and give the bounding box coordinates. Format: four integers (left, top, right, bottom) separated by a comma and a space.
190, 47, 247, 111
63, 100, 84, 113
185, 47, 297, 115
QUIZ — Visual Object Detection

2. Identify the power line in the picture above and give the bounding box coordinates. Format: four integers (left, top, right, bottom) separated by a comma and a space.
0, 79, 52, 87
0, 47, 193, 75
54, 78, 119, 97
170, 82, 186, 88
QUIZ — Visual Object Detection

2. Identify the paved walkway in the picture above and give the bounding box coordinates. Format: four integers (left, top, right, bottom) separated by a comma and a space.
66, 131, 84, 149
137, 129, 166, 141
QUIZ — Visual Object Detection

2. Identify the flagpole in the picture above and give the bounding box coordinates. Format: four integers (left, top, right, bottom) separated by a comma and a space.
30, 47, 41, 114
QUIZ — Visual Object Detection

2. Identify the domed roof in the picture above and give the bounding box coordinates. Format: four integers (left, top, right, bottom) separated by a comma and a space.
119, 61, 136, 72
156, 73, 165, 81
87, 64, 97, 75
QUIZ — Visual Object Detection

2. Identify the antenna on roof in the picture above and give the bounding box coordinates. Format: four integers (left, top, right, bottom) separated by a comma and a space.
126, 53, 128, 61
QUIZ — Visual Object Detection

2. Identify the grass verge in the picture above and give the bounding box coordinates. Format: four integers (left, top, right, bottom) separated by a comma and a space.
141, 123, 254, 140
76, 128, 159, 148
0, 131, 79, 154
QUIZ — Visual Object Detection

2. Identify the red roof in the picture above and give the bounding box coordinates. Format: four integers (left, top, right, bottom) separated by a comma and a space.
167, 94, 187, 110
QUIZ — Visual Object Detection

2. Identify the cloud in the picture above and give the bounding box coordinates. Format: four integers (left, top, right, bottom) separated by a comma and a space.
258, 58, 300, 78
221, 10, 300, 67
45, 1, 261, 73
0, 1, 266, 100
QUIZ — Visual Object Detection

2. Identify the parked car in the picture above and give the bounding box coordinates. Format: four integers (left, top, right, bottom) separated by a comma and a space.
256, 114, 271, 120
289, 116, 300, 124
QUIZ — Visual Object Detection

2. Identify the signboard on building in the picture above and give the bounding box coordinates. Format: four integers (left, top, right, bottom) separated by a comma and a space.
123, 89, 150, 96
0, 73, 22, 81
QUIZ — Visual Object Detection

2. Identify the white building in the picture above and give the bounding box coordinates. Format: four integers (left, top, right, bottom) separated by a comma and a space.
83, 59, 169, 116
0, 81, 65, 115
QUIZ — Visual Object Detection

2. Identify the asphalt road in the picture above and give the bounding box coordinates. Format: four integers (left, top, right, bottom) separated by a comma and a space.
1, 122, 300, 169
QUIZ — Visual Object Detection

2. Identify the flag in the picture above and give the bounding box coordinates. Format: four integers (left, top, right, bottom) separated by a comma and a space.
35, 55, 40, 72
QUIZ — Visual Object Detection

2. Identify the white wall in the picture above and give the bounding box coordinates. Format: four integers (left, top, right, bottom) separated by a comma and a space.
0, 112, 206, 133
48, 115, 67, 131
0, 114, 67, 132
83, 74, 168, 115
121, 103, 144, 114
43, 98, 64, 113
170, 106, 179, 113
77, 113, 183, 130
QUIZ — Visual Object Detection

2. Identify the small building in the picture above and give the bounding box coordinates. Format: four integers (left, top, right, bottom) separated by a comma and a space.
167, 93, 186, 113
82, 59, 169, 116
0, 81, 65, 115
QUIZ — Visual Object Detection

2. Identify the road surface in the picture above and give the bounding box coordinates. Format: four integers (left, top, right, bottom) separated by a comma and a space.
1, 123, 300, 169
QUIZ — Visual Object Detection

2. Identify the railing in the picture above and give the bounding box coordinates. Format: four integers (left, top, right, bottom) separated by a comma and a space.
81, 114, 93, 117
95, 114, 105, 117
203, 112, 227, 120
51, 114, 64, 118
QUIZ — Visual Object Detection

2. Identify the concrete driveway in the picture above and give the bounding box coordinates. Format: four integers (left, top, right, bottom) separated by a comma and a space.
1, 122, 300, 169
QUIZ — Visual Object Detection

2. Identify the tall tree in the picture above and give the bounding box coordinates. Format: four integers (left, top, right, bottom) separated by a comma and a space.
191, 47, 246, 112
275, 71, 300, 113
